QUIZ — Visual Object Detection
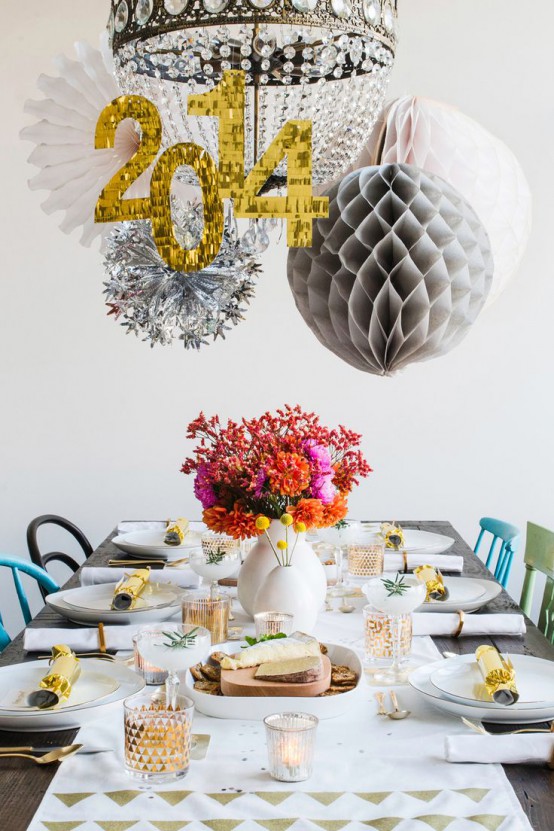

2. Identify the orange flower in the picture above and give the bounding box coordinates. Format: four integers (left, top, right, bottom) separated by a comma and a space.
321, 493, 348, 527
267, 452, 311, 497
202, 505, 229, 534
288, 498, 324, 530
225, 502, 261, 540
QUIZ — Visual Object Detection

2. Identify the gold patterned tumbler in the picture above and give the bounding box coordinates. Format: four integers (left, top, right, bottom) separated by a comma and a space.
363, 607, 412, 666
124, 691, 194, 785
182, 592, 231, 644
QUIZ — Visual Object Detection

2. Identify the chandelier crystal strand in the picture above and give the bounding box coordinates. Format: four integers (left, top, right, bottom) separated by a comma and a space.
109, 3, 397, 187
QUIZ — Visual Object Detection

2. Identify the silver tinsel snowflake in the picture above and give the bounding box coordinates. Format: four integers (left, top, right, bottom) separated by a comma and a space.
103, 203, 262, 349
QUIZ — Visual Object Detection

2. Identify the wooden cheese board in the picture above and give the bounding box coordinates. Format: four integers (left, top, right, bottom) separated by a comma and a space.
220, 655, 332, 697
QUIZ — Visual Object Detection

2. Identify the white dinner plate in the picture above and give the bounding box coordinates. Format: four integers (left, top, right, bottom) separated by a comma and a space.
417, 578, 500, 614
0, 659, 145, 731
383, 529, 455, 556
0, 670, 118, 712
410, 658, 554, 724
62, 583, 182, 613
113, 522, 207, 559
430, 653, 554, 709
46, 586, 184, 625
186, 641, 363, 721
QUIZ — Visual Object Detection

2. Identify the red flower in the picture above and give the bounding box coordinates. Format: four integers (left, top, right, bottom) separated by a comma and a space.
321, 494, 348, 527
224, 503, 260, 540
202, 505, 229, 534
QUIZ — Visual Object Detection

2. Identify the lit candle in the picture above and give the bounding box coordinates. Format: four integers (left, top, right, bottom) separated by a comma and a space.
264, 713, 318, 782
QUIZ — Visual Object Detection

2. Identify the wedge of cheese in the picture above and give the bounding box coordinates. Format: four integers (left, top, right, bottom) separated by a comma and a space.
255, 655, 323, 683
220, 637, 321, 671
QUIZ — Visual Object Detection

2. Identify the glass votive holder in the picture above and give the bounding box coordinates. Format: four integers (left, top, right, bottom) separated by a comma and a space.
363, 605, 413, 667
132, 634, 168, 685
254, 611, 294, 639
347, 536, 384, 578
314, 543, 340, 586
124, 691, 194, 785
182, 591, 231, 644
264, 712, 319, 782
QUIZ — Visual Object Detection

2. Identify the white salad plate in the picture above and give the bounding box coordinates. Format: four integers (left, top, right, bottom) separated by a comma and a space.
186, 641, 362, 721
384, 529, 454, 555
112, 522, 207, 559
0, 659, 145, 731
0, 670, 118, 712
46, 585, 184, 625
410, 658, 554, 723
418, 577, 501, 614
430, 653, 554, 709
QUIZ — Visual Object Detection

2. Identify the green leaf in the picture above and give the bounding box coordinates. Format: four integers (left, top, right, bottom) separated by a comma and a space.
241, 633, 288, 649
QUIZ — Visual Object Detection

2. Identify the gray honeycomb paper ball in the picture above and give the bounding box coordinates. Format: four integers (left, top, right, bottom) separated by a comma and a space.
287, 163, 494, 376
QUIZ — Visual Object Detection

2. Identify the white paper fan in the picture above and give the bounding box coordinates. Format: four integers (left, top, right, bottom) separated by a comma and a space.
20, 37, 141, 247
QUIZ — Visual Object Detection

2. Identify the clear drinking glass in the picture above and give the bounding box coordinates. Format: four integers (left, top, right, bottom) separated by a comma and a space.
124, 690, 194, 785
182, 591, 231, 644
363, 575, 426, 684
254, 611, 294, 638
314, 543, 340, 586
264, 712, 319, 782
134, 624, 211, 706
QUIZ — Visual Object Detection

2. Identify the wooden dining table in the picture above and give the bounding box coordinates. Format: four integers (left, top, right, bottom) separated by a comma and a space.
0, 520, 552, 831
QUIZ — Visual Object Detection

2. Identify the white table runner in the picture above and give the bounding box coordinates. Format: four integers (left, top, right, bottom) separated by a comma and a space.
27, 611, 533, 831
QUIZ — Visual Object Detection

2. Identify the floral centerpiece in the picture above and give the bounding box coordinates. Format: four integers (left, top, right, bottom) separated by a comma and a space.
182, 404, 372, 539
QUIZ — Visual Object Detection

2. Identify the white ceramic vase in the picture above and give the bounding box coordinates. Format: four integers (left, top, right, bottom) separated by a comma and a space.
253, 563, 318, 634
237, 519, 327, 617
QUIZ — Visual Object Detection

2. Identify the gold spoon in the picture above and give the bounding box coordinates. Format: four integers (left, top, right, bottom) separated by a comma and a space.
0, 744, 82, 764
386, 690, 411, 720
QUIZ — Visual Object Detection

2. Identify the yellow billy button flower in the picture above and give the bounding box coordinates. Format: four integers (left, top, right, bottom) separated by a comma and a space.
294, 522, 307, 534
256, 516, 270, 531
280, 513, 294, 527
276, 540, 288, 551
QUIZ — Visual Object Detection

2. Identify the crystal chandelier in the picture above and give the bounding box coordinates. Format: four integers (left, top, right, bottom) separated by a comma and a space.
108, 0, 398, 189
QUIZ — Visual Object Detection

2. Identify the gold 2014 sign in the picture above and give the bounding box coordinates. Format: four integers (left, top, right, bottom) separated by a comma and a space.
94, 70, 329, 273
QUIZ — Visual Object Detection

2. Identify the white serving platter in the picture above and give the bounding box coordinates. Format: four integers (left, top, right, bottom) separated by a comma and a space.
185, 641, 363, 721
0, 659, 144, 731
113, 522, 207, 559
430, 653, 554, 709
409, 658, 554, 724
417, 577, 502, 614
46, 585, 185, 626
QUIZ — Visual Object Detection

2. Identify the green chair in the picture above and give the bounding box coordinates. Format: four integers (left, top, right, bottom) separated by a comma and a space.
520, 521, 554, 644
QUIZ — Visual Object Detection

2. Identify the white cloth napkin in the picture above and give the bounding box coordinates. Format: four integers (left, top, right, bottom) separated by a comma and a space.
383, 552, 464, 572
24, 625, 150, 652
117, 520, 167, 533
80, 567, 201, 589
445, 733, 554, 765
413, 613, 526, 637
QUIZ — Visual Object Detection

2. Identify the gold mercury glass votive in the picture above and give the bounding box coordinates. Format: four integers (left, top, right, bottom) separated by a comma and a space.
347, 538, 384, 578
363, 606, 413, 665
264, 712, 319, 782
182, 592, 231, 644
124, 691, 194, 784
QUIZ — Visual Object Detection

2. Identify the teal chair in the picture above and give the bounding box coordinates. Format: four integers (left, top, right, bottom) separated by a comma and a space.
473, 517, 520, 588
0, 556, 60, 651
520, 522, 554, 644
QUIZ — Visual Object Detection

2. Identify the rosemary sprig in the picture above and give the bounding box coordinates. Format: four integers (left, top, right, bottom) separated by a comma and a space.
381, 574, 409, 597
334, 519, 348, 530
162, 628, 199, 649
206, 548, 225, 565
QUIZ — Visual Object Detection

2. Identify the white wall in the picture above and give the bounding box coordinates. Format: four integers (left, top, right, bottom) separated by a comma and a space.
1, 1, 553, 634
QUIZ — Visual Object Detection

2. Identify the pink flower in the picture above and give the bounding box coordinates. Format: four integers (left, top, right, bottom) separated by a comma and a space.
311, 474, 337, 504
194, 463, 217, 509
303, 440, 333, 476
253, 468, 267, 499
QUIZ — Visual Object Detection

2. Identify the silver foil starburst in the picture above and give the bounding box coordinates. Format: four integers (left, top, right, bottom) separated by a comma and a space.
103, 202, 261, 348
